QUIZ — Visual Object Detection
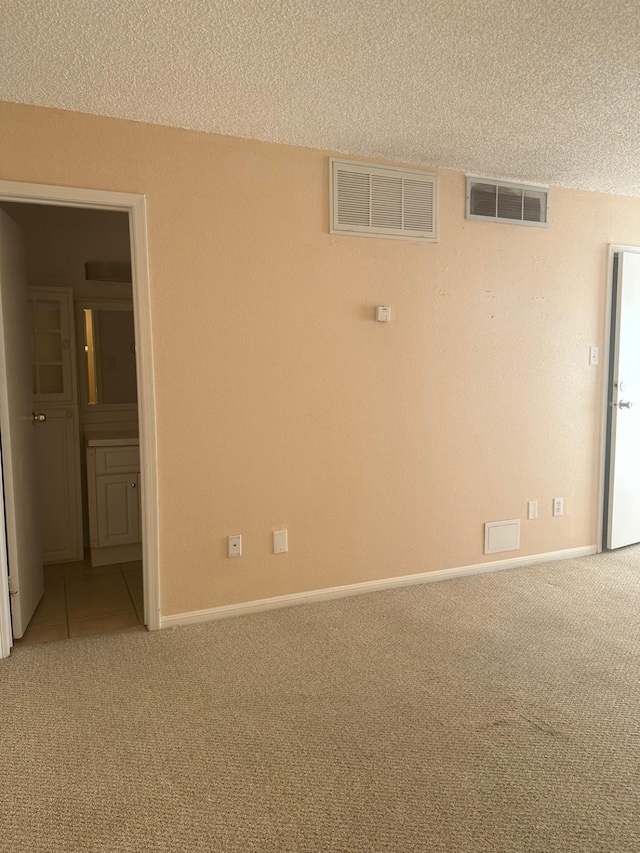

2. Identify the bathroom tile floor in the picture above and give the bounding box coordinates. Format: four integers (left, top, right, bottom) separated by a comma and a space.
13, 559, 144, 646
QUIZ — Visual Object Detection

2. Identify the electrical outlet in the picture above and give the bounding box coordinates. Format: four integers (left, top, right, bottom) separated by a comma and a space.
228, 534, 242, 557
589, 346, 599, 366
528, 500, 538, 520
553, 498, 564, 517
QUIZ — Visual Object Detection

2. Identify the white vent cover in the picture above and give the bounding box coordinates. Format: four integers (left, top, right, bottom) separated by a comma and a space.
484, 518, 521, 555
466, 177, 548, 227
331, 159, 438, 241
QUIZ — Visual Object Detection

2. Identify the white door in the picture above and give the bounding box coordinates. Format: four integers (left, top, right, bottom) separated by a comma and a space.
0, 210, 44, 637
607, 251, 640, 549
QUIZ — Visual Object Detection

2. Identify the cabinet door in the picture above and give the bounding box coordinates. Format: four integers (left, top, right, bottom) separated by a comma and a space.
34, 407, 83, 563
96, 472, 140, 547
28, 288, 76, 403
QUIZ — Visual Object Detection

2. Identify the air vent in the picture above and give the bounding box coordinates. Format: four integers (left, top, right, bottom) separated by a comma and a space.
466, 177, 548, 227
331, 159, 438, 241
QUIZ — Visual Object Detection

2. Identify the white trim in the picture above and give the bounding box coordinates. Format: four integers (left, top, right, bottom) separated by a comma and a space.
160, 545, 597, 629
597, 244, 640, 554
0, 181, 161, 656
127, 194, 159, 629
0, 181, 144, 211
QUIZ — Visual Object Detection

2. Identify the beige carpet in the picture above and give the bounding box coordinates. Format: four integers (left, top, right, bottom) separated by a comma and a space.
1, 548, 640, 852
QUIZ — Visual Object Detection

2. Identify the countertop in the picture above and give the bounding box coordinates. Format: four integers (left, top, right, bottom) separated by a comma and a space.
86, 433, 140, 447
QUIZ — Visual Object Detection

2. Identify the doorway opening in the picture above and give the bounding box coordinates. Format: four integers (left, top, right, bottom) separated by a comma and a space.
0, 182, 159, 658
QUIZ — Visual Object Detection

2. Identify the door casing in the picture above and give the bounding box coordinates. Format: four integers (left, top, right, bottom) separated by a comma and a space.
0, 180, 160, 658
597, 244, 640, 553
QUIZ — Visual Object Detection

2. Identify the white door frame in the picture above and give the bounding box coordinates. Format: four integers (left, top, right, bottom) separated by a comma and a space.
0, 180, 160, 658
597, 243, 640, 553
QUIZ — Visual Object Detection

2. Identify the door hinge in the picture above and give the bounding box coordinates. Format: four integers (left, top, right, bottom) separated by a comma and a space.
7, 574, 17, 595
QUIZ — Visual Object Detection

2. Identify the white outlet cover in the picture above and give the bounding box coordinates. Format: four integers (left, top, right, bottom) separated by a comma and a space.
273, 529, 288, 554
228, 534, 242, 557
484, 519, 521, 555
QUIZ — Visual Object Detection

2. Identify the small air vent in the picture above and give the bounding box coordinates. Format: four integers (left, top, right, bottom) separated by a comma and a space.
331, 159, 438, 241
466, 177, 548, 227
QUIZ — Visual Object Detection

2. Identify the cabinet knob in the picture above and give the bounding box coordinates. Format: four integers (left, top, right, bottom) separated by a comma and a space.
130, 482, 137, 488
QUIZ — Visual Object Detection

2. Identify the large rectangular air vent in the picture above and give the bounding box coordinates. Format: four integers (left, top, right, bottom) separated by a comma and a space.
331, 159, 438, 242
466, 177, 548, 227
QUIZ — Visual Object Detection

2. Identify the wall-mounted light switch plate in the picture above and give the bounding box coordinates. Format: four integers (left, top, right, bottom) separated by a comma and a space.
228, 534, 242, 557
589, 346, 599, 366
528, 500, 538, 520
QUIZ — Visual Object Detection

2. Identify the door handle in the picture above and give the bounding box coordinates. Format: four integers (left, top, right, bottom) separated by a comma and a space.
31, 412, 46, 423
619, 401, 633, 409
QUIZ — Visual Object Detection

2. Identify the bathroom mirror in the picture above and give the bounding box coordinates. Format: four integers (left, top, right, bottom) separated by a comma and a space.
78, 301, 138, 407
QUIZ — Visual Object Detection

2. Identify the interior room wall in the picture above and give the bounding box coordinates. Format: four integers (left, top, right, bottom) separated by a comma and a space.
2, 101, 640, 617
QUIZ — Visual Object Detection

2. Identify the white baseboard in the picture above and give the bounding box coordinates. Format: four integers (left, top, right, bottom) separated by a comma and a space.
159, 545, 597, 629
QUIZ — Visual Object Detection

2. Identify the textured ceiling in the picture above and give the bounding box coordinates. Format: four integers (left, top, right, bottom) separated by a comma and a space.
1, 0, 640, 196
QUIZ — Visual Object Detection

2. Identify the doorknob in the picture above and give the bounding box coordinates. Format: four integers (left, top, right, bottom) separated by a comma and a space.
31, 412, 46, 423
619, 401, 633, 409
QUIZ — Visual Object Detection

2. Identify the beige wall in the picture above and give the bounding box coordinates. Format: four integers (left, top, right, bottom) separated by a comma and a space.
1, 101, 640, 617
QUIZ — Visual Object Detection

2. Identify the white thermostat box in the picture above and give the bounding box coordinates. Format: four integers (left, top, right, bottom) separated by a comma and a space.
376, 306, 391, 322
